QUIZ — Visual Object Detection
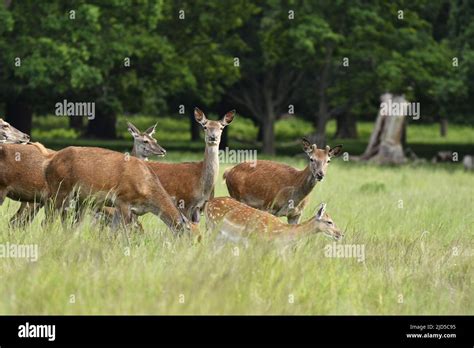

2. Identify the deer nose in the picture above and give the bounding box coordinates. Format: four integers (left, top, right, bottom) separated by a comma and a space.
316, 171, 324, 181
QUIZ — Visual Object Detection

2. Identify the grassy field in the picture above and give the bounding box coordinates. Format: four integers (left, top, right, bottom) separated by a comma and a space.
32, 115, 474, 159
0, 157, 472, 314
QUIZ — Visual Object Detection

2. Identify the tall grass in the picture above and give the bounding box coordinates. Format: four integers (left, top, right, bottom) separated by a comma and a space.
0, 158, 472, 314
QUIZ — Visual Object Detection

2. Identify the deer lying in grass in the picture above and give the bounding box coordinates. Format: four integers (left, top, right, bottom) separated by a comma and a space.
224, 139, 342, 224
44, 146, 194, 235
145, 107, 235, 222
205, 197, 343, 241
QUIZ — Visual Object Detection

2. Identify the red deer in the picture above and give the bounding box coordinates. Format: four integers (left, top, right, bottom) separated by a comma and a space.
205, 197, 343, 241
224, 138, 342, 224
0, 118, 30, 144
44, 146, 193, 235
145, 107, 235, 222
126, 121, 165, 160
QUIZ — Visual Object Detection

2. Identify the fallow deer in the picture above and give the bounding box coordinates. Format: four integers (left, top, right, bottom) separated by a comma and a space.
44, 146, 193, 235
145, 107, 235, 222
205, 197, 343, 241
224, 139, 342, 224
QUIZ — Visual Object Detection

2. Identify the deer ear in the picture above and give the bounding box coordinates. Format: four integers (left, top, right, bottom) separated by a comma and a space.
127, 121, 141, 138
221, 110, 236, 126
145, 123, 157, 137
194, 107, 208, 126
316, 203, 327, 220
302, 137, 314, 154
329, 145, 343, 157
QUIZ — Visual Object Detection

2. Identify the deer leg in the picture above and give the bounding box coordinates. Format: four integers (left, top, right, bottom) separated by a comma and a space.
111, 202, 132, 232
131, 213, 144, 233
287, 214, 302, 225
9, 202, 41, 228
191, 207, 201, 223
0, 187, 8, 206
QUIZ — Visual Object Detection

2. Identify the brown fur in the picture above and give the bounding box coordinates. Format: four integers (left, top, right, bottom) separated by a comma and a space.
224, 141, 342, 224
44, 146, 189, 234
145, 108, 235, 222
205, 197, 342, 240
0, 143, 55, 205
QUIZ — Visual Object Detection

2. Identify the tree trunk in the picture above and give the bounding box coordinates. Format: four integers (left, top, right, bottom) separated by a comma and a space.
6, 96, 33, 135
440, 118, 448, 137
257, 122, 263, 142
361, 93, 407, 164
401, 118, 407, 148
86, 103, 116, 139
313, 45, 333, 147
261, 110, 275, 155
190, 113, 200, 141
69, 117, 84, 134
335, 112, 357, 139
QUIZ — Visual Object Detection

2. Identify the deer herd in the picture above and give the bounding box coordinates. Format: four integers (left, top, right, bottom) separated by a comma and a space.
0, 109, 344, 243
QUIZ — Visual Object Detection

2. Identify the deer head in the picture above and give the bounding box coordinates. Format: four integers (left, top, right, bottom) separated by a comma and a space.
302, 138, 342, 181
127, 121, 166, 160
0, 118, 30, 144
194, 107, 235, 146
314, 203, 343, 240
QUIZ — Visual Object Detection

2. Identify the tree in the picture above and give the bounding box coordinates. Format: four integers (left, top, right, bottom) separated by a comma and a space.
159, 0, 256, 144
0, 1, 177, 138
361, 93, 407, 164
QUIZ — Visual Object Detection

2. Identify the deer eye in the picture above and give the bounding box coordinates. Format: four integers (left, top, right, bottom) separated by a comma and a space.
327, 160, 331, 163
2, 125, 8, 129
327, 221, 333, 225
310, 158, 314, 162
203, 126, 207, 130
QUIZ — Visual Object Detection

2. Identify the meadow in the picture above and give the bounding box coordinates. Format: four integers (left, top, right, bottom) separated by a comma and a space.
0, 156, 472, 314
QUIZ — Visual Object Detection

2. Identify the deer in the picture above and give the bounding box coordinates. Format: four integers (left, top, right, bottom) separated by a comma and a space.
205, 197, 343, 242
144, 107, 235, 223
224, 138, 342, 224
95, 122, 167, 227
126, 121, 166, 160
43, 146, 196, 235
0, 119, 55, 227
0, 118, 30, 143
1, 121, 165, 228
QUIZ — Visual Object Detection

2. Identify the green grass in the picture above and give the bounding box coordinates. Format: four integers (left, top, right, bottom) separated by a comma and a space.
33, 115, 474, 158
0, 157, 472, 314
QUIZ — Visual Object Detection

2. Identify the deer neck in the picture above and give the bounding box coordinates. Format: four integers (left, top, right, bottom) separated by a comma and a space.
130, 146, 139, 159
200, 144, 219, 197
131, 145, 147, 161
294, 165, 317, 200
280, 217, 319, 237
